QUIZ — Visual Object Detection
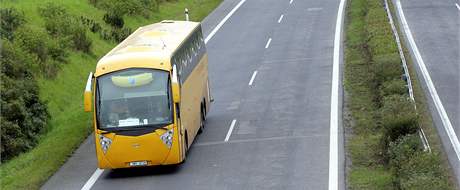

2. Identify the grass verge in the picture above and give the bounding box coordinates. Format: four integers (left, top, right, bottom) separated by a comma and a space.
0, 0, 222, 189
344, 0, 455, 189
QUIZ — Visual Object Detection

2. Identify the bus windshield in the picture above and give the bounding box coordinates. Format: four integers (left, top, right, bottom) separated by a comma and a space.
96, 68, 172, 130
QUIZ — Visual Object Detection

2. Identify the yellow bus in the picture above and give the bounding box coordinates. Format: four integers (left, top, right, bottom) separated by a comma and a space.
83, 21, 211, 169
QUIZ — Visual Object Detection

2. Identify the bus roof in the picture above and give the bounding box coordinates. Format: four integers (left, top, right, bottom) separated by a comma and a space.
95, 21, 200, 77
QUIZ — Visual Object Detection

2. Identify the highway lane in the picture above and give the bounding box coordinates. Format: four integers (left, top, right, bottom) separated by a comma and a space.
393, 0, 460, 184
42, 0, 345, 189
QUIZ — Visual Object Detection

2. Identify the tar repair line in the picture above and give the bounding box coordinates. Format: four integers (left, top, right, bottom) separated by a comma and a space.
225, 119, 237, 142
278, 14, 284, 23
395, 0, 460, 161
80, 0, 248, 189
456, 3, 460, 11
248, 71, 258, 86
265, 38, 272, 48
329, 0, 346, 189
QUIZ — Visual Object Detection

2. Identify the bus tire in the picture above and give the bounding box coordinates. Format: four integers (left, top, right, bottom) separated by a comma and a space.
198, 104, 205, 134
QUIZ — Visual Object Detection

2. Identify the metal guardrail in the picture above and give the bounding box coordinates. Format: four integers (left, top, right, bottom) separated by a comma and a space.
383, 0, 431, 152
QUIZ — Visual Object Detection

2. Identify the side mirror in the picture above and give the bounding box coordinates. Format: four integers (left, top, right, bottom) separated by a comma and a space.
84, 72, 93, 112
172, 65, 181, 103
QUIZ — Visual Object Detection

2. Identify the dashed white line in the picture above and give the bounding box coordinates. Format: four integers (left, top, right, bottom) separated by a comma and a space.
396, 0, 460, 161
290, 0, 293, 4
455, 3, 460, 11
278, 14, 284, 23
81, 168, 104, 190
225, 119, 237, 142
265, 38, 272, 49
248, 71, 258, 86
329, 0, 346, 189
204, 0, 247, 44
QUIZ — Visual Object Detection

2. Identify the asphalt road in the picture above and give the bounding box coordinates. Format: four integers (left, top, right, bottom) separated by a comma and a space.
42, 0, 346, 189
394, 0, 460, 184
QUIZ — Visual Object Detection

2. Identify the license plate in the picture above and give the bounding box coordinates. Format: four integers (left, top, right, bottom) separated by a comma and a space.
129, 161, 147, 167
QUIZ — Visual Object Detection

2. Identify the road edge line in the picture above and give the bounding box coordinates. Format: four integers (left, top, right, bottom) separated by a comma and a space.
395, 0, 460, 160
329, 0, 346, 189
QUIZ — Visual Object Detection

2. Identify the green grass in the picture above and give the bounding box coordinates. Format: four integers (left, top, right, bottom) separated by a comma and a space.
0, 0, 222, 189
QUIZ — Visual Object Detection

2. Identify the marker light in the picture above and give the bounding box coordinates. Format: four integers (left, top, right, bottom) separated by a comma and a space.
160, 129, 174, 149
99, 135, 112, 154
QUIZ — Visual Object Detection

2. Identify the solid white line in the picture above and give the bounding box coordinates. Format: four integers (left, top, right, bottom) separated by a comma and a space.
290, 0, 293, 4
329, 0, 346, 189
396, 0, 460, 161
265, 38, 272, 49
225, 119, 237, 142
81, 168, 104, 190
248, 71, 258, 86
278, 14, 284, 23
456, 3, 460, 11
204, 0, 247, 44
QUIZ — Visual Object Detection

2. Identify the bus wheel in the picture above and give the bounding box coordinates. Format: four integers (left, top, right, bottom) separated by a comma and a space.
198, 106, 205, 134
198, 112, 204, 134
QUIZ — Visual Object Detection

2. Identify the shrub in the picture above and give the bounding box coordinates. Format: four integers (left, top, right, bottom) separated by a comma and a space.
0, 7, 25, 40
380, 95, 418, 155
103, 13, 124, 28
387, 134, 422, 169
398, 152, 452, 190
14, 27, 50, 63
13, 26, 69, 76
373, 53, 402, 84
0, 41, 50, 161
38, 3, 92, 53
71, 26, 92, 53
380, 79, 407, 97
111, 27, 132, 42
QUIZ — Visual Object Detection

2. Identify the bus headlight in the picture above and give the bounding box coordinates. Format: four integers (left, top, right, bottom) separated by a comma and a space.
160, 129, 173, 149
99, 135, 112, 154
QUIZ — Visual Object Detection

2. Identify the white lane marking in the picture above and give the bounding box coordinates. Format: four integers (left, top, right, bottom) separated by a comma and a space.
248, 71, 258, 86
278, 14, 284, 23
204, 0, 247, 44
265, 38, 272, 49
81, 168, 104, 190
329, 0, 346, 189
290, 0, 293, 4
81, 1, 248, 189
456, 3, 460, 11
225, 119, 237, 142
396, 0, 460, 161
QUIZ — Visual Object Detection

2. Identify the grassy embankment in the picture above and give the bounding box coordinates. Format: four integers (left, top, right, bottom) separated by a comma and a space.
0, 0, 222, 189
344, 0, 455, 189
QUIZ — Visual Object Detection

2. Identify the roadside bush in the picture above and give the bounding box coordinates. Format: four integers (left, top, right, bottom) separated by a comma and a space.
380, 79, 407, 97
0, 7, 25, 40
111, 27, 132, 42
13, 26, 69, 76
103, 13, 124, 28
388, 134, 422, 169
98, 0, 159, 18
38, 3, 92, 53
380, 95, 418, 155
0, 41, 50, 161
14, 27, 51, 63
373, 53, 402, 84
